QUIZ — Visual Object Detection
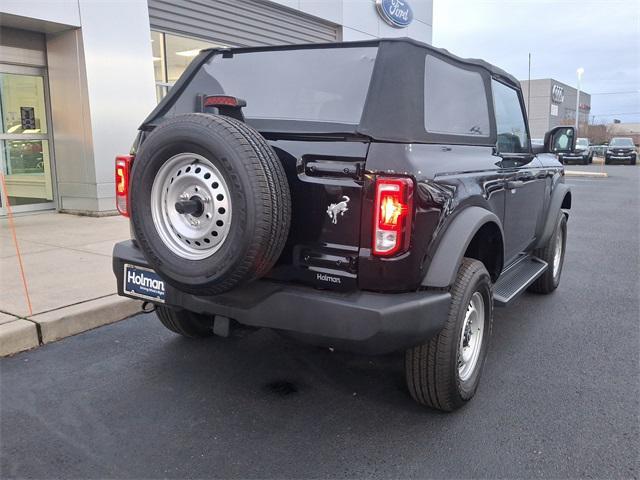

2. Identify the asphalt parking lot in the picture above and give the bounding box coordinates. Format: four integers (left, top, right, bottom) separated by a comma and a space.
2, 164, 638, 479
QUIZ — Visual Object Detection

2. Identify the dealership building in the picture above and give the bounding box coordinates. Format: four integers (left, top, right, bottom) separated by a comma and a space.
520, 78, 591, 140
0, 0, 433, 216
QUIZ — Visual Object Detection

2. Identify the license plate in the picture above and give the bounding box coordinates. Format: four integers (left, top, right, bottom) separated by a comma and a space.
123, 264, 166, 303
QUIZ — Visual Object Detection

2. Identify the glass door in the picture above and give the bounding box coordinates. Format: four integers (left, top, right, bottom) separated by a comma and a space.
0, 65, 55, 215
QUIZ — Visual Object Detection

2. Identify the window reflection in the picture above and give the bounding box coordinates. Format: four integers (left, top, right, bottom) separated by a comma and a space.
0, 73, 48, 134
150, 31, 227, 101
1, 139, 53, 205
3, 139, 48, 175
151, 30, 166, 102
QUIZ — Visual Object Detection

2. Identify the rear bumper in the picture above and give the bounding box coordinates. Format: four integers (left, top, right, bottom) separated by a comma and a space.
113, 241, 451, 354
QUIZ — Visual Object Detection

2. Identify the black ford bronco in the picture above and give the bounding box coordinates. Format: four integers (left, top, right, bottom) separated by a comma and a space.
605, 137, 637, 165
113, 39, 574, 411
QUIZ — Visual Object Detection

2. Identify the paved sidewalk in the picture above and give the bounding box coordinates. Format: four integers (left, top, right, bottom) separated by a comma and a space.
1, 212, 140, 355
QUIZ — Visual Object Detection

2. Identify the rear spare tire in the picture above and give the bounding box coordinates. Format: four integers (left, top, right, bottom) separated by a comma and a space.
130, 113, 291, 295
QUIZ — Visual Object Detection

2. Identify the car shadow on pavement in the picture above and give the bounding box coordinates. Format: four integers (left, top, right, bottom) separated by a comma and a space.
133, 314, 431, 415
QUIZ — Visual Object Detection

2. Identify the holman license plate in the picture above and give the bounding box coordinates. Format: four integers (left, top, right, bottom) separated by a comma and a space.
123, 264, 166, 303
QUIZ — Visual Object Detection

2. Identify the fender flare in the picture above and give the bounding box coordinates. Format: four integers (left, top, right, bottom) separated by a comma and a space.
422, 207, 504, 288
534, 183, 571, 249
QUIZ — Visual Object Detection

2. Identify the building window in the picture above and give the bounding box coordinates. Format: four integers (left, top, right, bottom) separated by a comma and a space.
151, 31, 228, 101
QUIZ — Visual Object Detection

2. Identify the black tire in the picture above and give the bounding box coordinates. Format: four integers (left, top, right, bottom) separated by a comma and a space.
630, 155, 637, 166
156, 306, 214, 338
130, 113, 291, 295
582, 156, 589, 165
405, 258, 493, 412
604, 156, 610, 165
528, 213, 567, 294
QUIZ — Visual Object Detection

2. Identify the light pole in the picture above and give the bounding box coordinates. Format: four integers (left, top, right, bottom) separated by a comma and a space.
575, 67, 584, 136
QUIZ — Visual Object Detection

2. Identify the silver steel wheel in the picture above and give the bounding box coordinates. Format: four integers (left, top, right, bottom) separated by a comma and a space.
150, 153, 232, 260
552, 227, 563, 278
458, 291, 485, 382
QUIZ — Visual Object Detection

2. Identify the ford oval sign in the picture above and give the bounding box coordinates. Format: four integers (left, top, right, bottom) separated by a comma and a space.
376, 0, 413, 28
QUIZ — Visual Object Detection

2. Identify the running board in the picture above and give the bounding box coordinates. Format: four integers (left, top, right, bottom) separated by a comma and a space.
493, 256, 548, 307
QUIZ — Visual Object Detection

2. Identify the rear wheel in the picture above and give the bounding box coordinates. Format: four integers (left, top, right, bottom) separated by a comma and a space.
528, 213, 567, 294
156, 306, 214, 338
405, 258, 492, 411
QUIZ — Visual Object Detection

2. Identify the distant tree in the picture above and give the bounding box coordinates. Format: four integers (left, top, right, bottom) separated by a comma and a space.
588, 124, 608, 145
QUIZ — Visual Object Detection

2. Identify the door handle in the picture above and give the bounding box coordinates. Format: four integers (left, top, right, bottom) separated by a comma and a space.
506, 180, 525, 189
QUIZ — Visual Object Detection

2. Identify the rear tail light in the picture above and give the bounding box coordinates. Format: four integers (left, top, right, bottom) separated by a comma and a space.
373, 177, 414, 257
115, 154, 133, 217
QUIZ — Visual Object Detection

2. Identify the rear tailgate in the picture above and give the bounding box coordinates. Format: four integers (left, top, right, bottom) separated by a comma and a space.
265, 139, 369, 291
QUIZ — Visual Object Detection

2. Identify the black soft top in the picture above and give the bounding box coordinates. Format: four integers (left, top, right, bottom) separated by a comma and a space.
143, 38, 521, 145
200, 38, 521, 90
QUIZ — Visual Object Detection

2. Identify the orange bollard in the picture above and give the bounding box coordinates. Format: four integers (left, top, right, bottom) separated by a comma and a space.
0, 172, 33, 316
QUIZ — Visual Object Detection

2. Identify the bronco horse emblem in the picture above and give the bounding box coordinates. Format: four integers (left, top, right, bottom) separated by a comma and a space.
326, 196, 350, 224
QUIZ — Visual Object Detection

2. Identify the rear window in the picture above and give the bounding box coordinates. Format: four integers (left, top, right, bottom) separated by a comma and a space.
201, 47, 377, 124
424, 55, 490, 137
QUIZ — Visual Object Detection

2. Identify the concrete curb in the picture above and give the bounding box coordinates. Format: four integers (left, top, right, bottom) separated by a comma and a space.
565, 170, 608, 178
29, 295, 142, 344
0, 318, 39, 357
1, 296, 141, 357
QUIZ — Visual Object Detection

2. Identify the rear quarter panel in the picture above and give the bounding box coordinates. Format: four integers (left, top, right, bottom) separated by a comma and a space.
360, 142, 505, 291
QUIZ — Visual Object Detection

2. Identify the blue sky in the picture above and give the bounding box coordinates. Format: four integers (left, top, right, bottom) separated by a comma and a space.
432, 0, 640, 124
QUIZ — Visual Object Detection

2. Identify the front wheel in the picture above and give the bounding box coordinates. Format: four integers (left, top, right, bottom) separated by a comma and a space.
405, 258, 493, 412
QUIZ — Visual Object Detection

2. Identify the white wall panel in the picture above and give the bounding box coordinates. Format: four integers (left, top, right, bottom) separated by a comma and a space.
408, 21, 432, 44
342, 26, 377, 41
299, 0, 343, 25
342, 0, 378, 36
0, 0, 80, 27
78, 0, 157, 208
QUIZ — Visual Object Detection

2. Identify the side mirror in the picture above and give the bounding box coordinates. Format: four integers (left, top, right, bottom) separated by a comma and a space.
543, 126, 576, 154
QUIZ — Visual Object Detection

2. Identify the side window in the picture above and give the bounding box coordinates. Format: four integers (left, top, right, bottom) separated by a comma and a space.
492, 80, 529, 154
424, 56, 490, 137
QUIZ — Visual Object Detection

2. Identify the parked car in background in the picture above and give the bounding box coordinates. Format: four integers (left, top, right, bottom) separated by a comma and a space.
591, 145, 609, 158
605, 137, 637, 165
559, 137, 592, 165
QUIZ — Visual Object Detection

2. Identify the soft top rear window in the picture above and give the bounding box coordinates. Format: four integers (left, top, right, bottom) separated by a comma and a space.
201, 47, 378, 125
424, 55, 490, 138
